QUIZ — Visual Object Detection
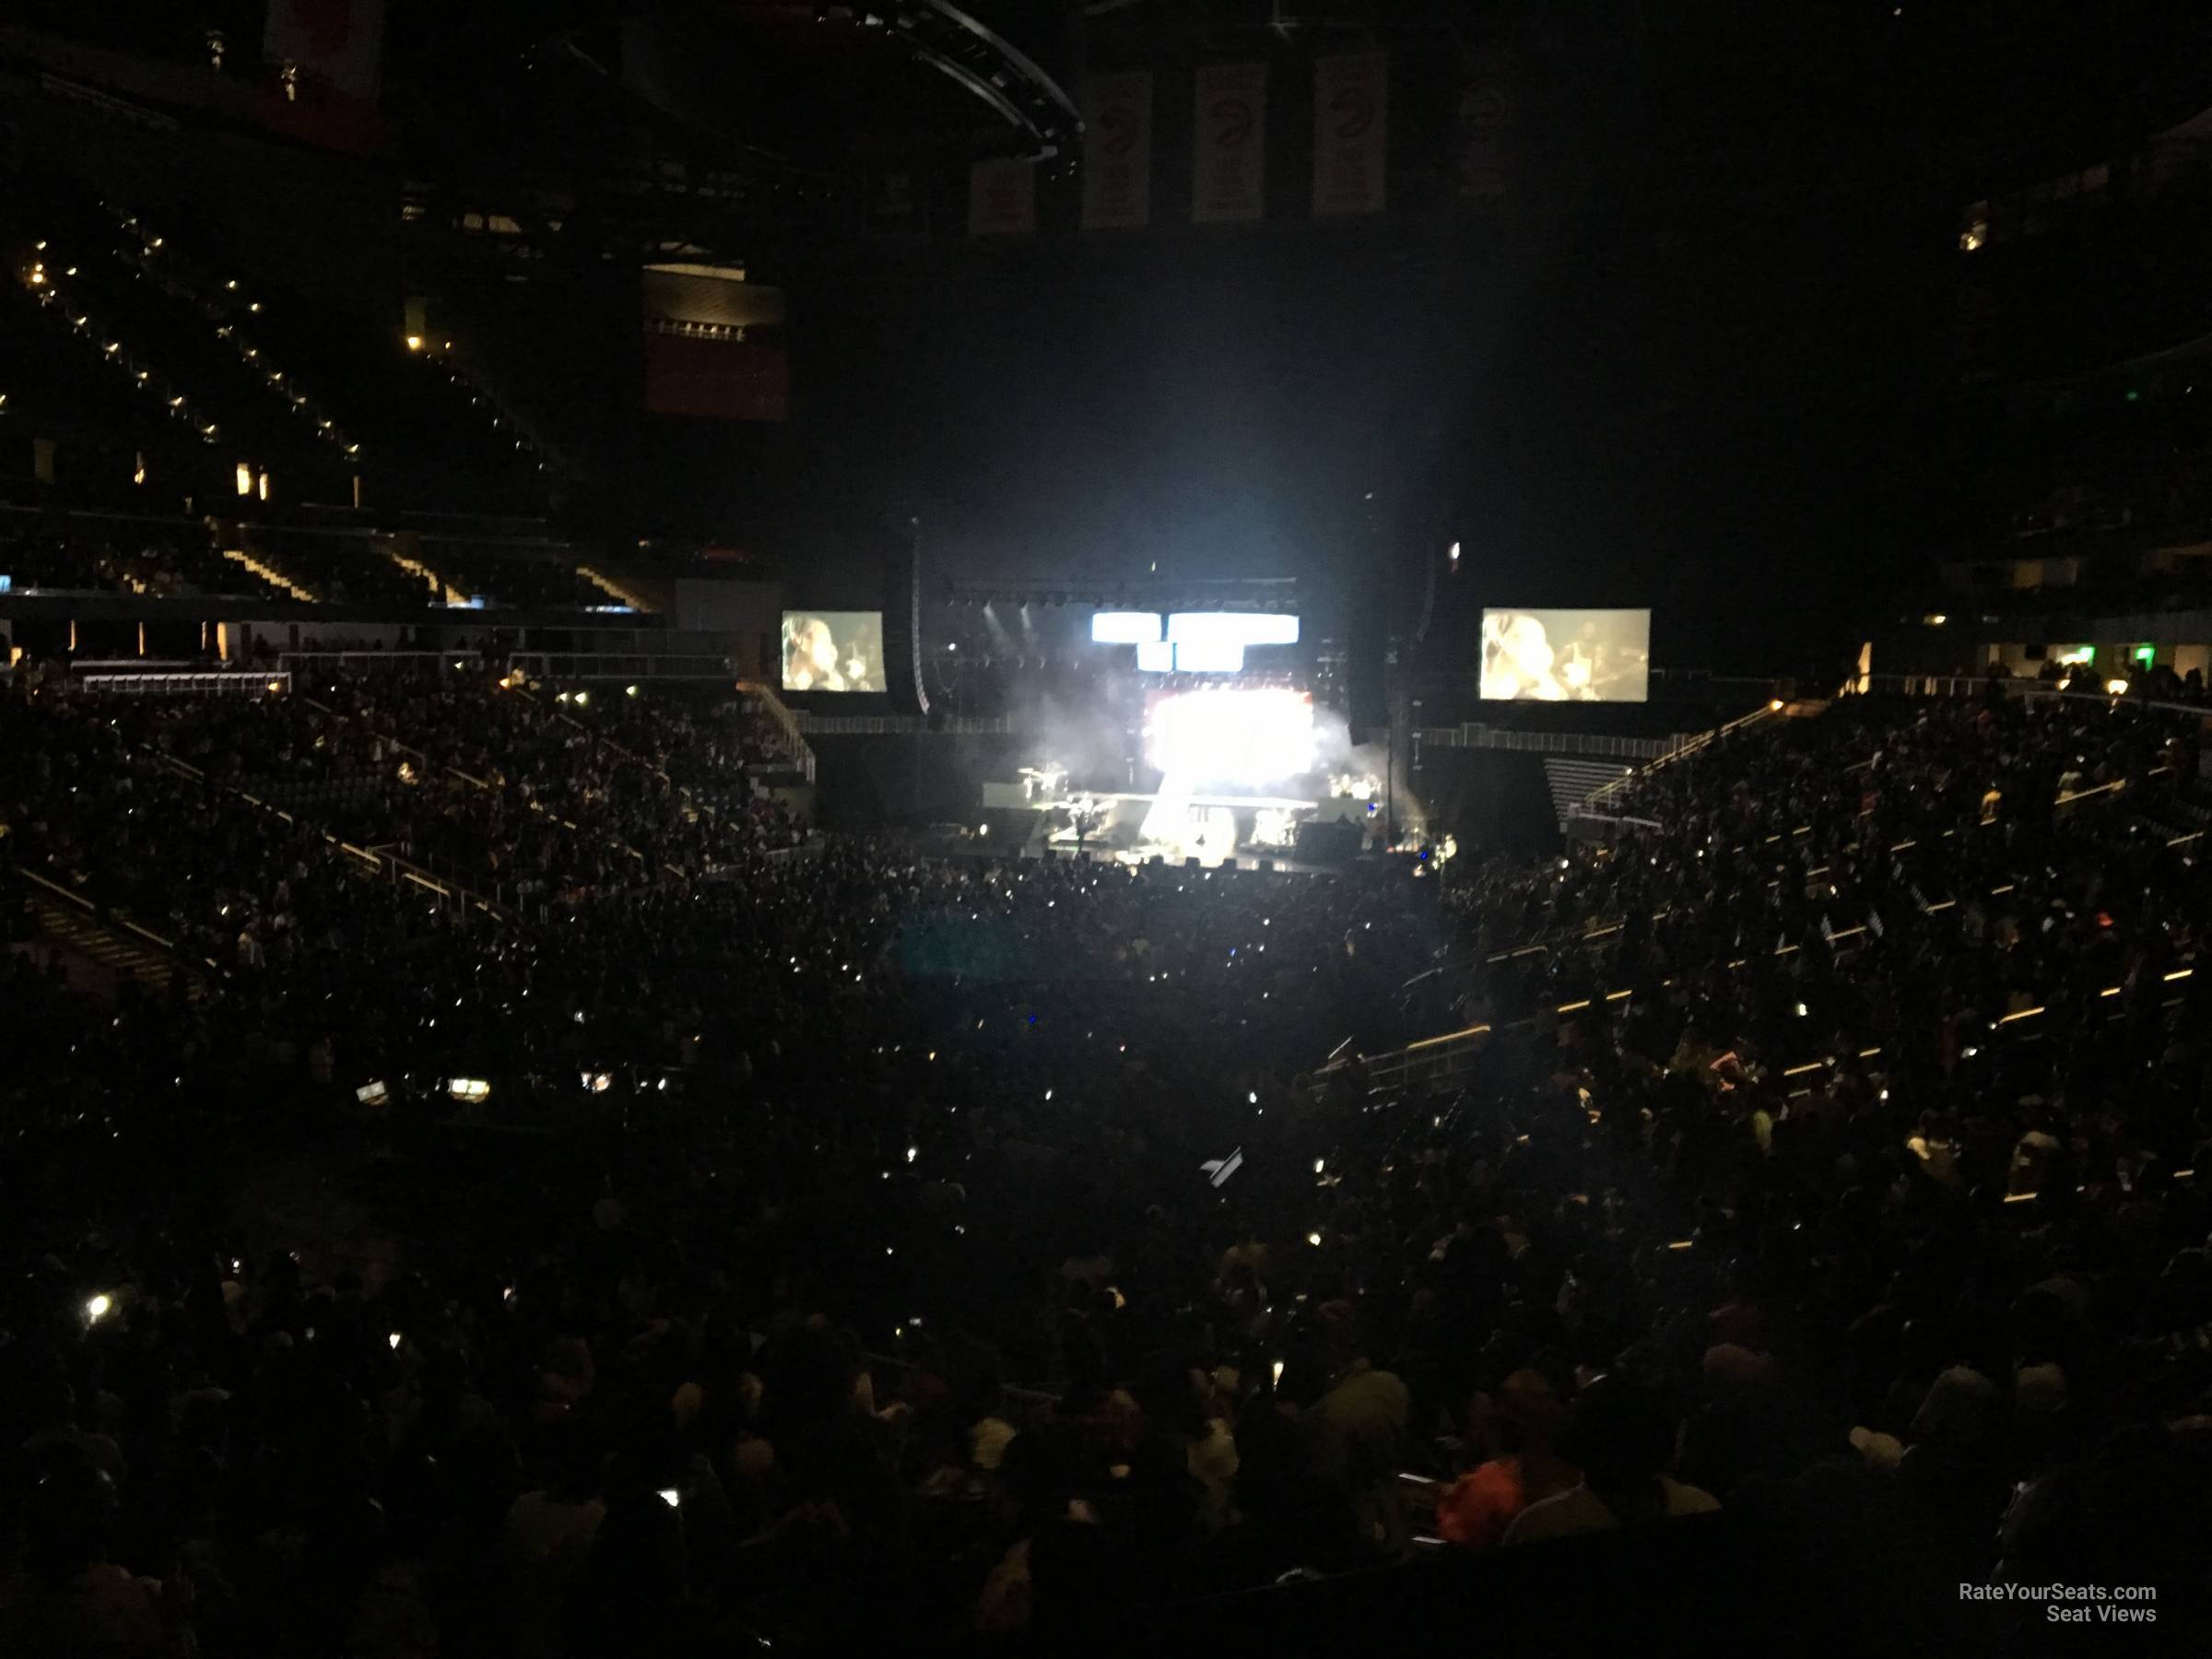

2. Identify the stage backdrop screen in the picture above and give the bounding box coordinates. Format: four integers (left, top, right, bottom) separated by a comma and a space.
782, 611, 886, 693
1480, 607, 1651, 702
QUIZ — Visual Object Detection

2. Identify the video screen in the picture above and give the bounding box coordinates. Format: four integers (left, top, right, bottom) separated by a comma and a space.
1091, 611, 1163, 644
781, 611, 886, 693
1479, 607, 1651, 702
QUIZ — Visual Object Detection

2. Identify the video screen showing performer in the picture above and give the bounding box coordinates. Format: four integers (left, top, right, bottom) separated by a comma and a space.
781, 611, 887, 693
1479, 608, 1651, 702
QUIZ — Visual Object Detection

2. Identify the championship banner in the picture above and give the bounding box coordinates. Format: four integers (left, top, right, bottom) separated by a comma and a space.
1192, 63, 1266, 223
1081, 71, 1153, 229
1312, 51, 1388, 217
969, 157, 1038, 237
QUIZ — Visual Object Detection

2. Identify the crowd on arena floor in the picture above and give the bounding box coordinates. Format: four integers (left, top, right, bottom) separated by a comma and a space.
4, 671, 2211, 1654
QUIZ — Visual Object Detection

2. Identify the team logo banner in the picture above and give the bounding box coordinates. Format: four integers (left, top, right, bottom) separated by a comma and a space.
1312, 51, 1388, 216
1081, 72, 1154, 229
1193, 63, 1266, 223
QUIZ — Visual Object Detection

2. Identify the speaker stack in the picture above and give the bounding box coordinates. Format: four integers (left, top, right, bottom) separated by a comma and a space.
883, 518, 928, 717
1346, 594, 1387, 747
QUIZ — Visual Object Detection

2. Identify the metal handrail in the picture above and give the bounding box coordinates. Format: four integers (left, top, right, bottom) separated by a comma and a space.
1848, 673, 2212, 721
137, 740, 512, 923
795, 713, 1018, 735
12, 864, 218, 972
734, 678, 817, 783
1571, 701, 1779, 819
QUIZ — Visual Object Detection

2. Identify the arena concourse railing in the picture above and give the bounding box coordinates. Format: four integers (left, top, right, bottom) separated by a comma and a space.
74, 666, 290, 696
1850, 671, 2212, 719
1418, 725, 1685, 759
276, 651, 743, 681
508, 652, 738, 681
795, 712, 1018, 735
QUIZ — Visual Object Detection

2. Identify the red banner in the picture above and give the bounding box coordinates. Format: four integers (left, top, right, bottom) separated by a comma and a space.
643, 335, 788, 422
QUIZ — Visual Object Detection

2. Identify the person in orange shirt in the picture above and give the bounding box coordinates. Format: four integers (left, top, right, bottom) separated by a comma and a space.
1433, 1369, 1578, 1549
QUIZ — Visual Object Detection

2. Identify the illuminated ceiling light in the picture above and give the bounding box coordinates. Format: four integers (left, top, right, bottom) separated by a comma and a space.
1169, 612, 1300, 647
405, 334, 424, 351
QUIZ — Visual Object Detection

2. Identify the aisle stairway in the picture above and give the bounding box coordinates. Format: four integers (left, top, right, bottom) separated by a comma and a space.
576, 564, 658, 613
1543, 758, 1634, 828
18, 873, 204, 998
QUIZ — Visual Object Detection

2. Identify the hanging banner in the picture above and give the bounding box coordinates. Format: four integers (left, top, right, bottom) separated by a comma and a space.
1192, 63, 1267, 223
1081, 71, 1154, 229
1454, 48, 1515, 199
1312, 51, 1388, 217
969, 157, 1038, 237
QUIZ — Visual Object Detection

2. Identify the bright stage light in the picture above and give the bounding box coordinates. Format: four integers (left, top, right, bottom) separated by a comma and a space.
1145, 688, 1315, 785
1167, 612, 1300, 647
1171, 640, 1246, 674
1135, 640, 1174, 673
1091, 611, 1162, 644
